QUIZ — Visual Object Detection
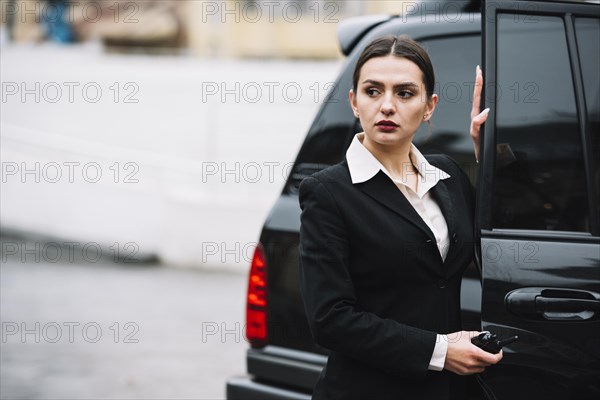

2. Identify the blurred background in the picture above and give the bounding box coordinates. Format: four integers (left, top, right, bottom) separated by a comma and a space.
1, 1, 405, 398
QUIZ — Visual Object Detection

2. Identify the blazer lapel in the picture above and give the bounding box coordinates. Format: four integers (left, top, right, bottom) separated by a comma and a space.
429, 179, 458, 265
355, 170, 437, 242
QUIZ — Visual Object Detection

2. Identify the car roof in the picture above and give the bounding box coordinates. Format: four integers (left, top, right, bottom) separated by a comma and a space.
340, 11, 482, 58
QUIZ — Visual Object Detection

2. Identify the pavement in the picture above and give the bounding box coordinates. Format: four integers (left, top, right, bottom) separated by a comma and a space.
1, 235, 248, 399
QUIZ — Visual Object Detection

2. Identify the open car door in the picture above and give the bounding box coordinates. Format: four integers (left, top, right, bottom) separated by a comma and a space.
477, 1, 600, 399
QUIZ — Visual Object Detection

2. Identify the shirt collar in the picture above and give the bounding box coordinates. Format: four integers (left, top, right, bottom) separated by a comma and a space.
346, 132, 451, 197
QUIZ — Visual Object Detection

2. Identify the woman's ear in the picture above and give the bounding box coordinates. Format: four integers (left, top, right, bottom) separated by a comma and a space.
423, 93, 439, 121
349, 89, 359, 118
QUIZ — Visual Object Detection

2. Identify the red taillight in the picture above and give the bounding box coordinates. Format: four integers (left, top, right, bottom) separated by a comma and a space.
245, 243, 267, 347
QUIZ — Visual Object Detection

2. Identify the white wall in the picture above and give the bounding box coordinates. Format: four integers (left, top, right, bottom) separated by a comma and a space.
0, 41, 342, 270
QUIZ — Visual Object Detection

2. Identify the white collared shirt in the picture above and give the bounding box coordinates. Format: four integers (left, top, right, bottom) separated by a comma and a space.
345, 132, 450, 371
346, 132, 451, 261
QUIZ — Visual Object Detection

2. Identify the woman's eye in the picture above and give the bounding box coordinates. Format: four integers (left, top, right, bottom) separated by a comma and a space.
398, 90, 413, 98
366, 88, 380, 96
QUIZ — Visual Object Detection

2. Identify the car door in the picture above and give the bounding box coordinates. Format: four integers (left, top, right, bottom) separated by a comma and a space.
477, 1, 600, 399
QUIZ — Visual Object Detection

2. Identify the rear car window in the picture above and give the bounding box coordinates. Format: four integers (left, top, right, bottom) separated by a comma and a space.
416, 35, 480, 182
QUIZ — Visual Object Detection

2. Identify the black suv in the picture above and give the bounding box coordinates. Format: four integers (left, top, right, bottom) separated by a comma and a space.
227, 1, 600, 399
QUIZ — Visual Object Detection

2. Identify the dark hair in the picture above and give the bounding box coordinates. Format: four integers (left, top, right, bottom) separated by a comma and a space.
352, 34, 435, 100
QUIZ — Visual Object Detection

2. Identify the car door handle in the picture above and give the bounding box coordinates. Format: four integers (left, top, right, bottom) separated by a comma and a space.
505, 287, 600, 321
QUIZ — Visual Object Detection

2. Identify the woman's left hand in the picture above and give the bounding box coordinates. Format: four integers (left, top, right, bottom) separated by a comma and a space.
470, 65, 490, 163
444, 330, 503, 375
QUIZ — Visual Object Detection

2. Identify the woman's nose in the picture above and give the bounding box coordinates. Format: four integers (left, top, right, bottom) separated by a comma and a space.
380, 94, 395, 115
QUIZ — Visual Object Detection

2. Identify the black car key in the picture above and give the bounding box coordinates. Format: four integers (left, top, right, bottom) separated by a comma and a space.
471, 331, 519, 354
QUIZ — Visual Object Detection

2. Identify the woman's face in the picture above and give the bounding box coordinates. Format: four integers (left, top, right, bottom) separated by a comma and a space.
349, 55, 437, 148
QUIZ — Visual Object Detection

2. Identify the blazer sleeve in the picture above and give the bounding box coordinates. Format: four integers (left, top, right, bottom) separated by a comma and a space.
298, 175, 437, 381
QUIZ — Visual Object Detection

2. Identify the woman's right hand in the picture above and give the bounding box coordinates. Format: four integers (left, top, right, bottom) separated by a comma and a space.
443, 331, 503, 375
470, 65, 489, 163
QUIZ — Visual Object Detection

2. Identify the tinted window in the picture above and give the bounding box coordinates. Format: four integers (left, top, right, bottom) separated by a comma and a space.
492, 14, 589, 232
416, 35, 481, 183
575, 17, 600, 227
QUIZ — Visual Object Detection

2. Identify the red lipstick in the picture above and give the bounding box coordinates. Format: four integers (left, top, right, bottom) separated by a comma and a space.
375, 120, 399, 132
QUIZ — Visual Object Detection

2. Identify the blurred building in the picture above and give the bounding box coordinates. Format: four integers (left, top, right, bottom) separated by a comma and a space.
185, 0, 400, 59
2, 0, 405, 58
3, 0, 186, 46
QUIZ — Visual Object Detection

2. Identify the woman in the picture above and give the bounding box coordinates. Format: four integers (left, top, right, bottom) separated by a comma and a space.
298, 35, 500, 400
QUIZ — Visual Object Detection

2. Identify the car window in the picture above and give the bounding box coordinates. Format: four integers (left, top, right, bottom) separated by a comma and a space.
415, 35, 481, 183
575, 17, 600, 225
491, 13, 590, 233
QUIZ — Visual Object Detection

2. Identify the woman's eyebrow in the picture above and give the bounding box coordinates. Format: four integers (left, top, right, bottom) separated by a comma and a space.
361, 79, 384, 86
394, 82, 420, 89
361, 79, 420, 89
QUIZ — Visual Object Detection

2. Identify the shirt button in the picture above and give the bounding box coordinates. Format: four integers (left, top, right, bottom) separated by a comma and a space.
452, 233, 458, 244
438, 279, 446, 289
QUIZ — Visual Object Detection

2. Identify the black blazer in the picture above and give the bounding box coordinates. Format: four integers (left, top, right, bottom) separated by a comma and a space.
298, 154, 482, 400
